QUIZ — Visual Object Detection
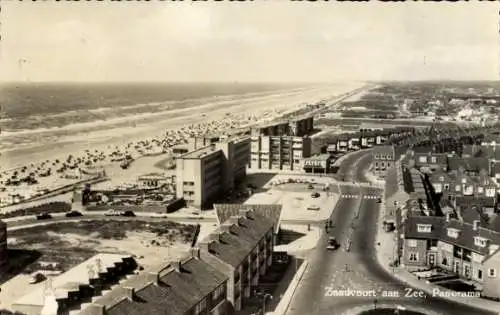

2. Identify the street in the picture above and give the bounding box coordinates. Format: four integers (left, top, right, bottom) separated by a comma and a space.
285, 150, 496, 315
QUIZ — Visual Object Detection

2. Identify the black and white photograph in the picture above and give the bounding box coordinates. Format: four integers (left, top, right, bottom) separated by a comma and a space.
0, 2, 500, 315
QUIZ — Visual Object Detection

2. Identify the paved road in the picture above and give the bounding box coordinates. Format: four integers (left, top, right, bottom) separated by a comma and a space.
285, 150, 496, 315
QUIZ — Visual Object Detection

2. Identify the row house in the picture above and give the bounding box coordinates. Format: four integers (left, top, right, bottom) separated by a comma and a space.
402, 214, 500, 299
79, 207, 279, 315
429, 169, 497, 199
447, 156, 490, 177
411, 151, 448, 172
81, 255, 230, 315
372, 145, 407, 178
196, 208, 276, 311
384, 163, 413, 222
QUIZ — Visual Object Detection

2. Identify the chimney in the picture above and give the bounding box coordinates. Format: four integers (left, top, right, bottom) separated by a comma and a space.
171, 260, 182, 272
123, 287, 135, 301
239, 209, 254, 219
86, 304, 105, 315
473, 220, 480, 231
147, 272, 160, 285
190, 247, 200, 259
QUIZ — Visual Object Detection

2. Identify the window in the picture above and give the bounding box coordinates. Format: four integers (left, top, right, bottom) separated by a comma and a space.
439, 176, 444, 182
455, 185, 461, 192
477, 187, 484, 193
418, 156, 427, 163
195, 298, 207, 315
407, 239, 417, 247
431, 157, 437, 163
213, 285, 225, 300
474, 237, 488, 248
444, 184, 450, 191
442, 257, 448, 266
489, 268, 497, 278
417, 224, 432, 233
375, 154, 380, 159
478, 269, 483, 280
447, 228, 460, 239
409, 252, 418, 262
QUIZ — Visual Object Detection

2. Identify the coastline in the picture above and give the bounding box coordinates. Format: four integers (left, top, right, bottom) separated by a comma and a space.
0, 82, 365, 170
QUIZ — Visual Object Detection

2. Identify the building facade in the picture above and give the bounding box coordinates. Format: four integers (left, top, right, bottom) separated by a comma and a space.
248, 135, 312, 171
302, 154, 333, 174
196, 208, 275, 311
251, 116, 314, 137
176, 136, 251, 209
372, 145, 406, 178
0, 219, 6, 267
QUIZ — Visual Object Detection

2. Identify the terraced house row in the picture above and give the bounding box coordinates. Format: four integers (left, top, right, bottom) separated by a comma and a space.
77, 205, 282, 315
384, 137, 500, 299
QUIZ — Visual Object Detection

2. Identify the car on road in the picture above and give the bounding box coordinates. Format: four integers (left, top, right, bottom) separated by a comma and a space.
65, 211, 83, 217
104, 209, 121, 216
36, 213, 52, 220
307, 184, 314, 190
311, 192, 320, 198
246, 183, 257, 189
326, 237, 339, 250
376, 198, 382, 203
121, 210, 136, 217
307, 205, 320, 211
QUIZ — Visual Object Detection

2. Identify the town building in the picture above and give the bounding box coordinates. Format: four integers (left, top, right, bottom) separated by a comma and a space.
80, 254, 230, 315
195, 207, 277, 311
175, 136, 250, 209
137, 173, 173, 189
0, 219, 6, 267
251, 116, 314, 138
302, 154, 334, 174
248, 135, 312, 171
372, 145, 407, 178
12, 254, 137, 315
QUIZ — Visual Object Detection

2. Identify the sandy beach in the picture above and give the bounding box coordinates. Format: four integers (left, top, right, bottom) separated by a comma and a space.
0, 82, 366, 207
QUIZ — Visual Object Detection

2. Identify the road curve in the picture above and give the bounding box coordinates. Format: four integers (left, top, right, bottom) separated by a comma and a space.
285, 150, 496, 315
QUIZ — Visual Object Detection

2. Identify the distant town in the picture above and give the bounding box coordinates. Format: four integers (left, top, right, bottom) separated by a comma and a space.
2, 82, 500, 315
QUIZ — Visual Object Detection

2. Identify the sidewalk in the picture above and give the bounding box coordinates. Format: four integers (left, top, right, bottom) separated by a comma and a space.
369, 172, 500, 314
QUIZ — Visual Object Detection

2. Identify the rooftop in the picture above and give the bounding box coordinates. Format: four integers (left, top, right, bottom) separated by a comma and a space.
83, 255, 228, 315
178, 145, 220, 160
14, 254, 130, 307
214, 203, 283, 233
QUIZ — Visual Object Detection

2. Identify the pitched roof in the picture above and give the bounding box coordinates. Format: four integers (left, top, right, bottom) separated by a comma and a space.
199, 210, 274, 268
404, 215, 500, 256
84, 256, 227, 315
214, 204, 282, 233
448, 156, 490, 173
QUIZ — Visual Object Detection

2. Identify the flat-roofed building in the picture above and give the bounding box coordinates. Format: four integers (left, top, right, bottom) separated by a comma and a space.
248, 135, 312, 171
176, 136, 251, 209
251, 116, 314, 137
303, 154, 334, 174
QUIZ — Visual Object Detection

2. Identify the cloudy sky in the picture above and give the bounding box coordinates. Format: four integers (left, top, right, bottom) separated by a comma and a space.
1, 2, 499, 82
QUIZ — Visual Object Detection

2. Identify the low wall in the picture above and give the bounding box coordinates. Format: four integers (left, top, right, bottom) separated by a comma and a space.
270, 259, 309, 315
85, 204, 166, 213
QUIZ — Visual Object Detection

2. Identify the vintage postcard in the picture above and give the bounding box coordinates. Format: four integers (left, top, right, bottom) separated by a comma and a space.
0, 2, 499, 315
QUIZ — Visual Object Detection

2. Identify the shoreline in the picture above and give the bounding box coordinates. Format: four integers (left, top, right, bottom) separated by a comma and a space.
0, 83, 365, 170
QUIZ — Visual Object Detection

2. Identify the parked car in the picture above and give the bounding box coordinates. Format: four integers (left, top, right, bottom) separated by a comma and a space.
121, 210, 136, 217
307, 205, 320, 211
36, 213, 52, 220
307, 184, 314, 190
311, 192, 320, 198
104, 209, 121, 216
376, 198, 382, 203
326, 237, 339, 250
65, 211, 83, 217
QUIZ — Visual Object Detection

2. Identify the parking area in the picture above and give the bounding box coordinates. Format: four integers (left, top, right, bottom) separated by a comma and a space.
245, 186, 339, 222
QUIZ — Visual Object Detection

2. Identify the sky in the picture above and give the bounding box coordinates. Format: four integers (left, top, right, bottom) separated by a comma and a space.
1, 1, 499, 82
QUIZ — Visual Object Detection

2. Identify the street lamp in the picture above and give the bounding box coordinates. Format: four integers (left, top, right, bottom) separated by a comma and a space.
373, 298, 378, 310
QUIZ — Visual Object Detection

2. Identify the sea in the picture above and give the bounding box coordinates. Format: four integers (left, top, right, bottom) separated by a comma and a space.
0, 81, 362, 169
0, 82, 308, 151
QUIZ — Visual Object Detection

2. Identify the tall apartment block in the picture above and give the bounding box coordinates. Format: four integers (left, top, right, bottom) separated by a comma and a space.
249, 116, 314, 171
176, 136, 251, 209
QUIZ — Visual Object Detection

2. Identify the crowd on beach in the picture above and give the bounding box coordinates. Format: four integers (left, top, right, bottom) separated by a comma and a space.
0, 104, 303, 208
